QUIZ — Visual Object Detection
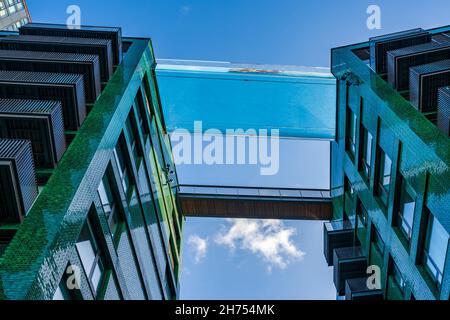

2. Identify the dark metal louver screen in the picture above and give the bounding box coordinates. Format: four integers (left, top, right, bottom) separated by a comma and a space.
20, 23, 123, 66
0, 70, 86, 131
0, 139, 38, 222
0, 35, 113, 82
0, 49, 101, 102
369, 28, 431, 74
0, 99, 67, 168
409, 59, 450, 113
387, 42, 450, 90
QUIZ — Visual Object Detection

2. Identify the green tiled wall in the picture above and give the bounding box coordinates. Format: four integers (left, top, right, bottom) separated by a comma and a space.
0, 37, 182, 300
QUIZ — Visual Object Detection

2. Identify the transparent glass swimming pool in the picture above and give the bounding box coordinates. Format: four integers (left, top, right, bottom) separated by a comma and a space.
156, 60, 336, 139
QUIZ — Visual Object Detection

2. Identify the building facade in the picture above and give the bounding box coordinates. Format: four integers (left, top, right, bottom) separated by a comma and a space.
326, 26, 450, 300
0, 24, 182, 300
0, 0, 30, 31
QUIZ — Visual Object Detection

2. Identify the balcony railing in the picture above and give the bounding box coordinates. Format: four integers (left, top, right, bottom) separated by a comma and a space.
178, 184, 331, 202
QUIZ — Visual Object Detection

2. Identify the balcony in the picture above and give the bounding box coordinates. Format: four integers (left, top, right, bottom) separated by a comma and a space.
0, 99, 66, 169
333, 246, 368, 296
0, 139, 38, 223
345, 277, 383, 300
323, 220, 354, 266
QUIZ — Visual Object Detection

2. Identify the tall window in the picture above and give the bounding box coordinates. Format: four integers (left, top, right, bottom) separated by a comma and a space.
389, 258, 407, 299
357, 199, 369, 228
344, 175, 355, 200
125, 112, 142, 162
346, 107, 357, 158
395, 176, 416, 242
135, 87, 150, 136
113, 136, 131, 195
422, 210, 448, 288
372, 225, 385, 255
376, 147, 393, 208
359, 126, 373, 180
76, 217, 105, 297
98, 171, 119, 241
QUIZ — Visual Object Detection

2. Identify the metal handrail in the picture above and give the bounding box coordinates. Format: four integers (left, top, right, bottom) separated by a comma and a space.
178, 184, 332, 200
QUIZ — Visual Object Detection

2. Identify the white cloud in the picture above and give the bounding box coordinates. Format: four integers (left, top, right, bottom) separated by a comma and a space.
188, 234, 208, 264
215, 219, 305, 271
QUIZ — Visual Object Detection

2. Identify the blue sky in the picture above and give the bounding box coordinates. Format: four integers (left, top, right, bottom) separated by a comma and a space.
27, 0, 450, 300
27, 0, 450, 66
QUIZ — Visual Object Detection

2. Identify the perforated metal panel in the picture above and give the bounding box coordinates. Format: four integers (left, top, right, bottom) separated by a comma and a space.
0, 35, 113, 81
0, 99, 66, 168
20, 23, 122, 66
0, 139, 38, 222
369, 28, 431, 74
0, 49, 101, 102
409, 59, 450, 113
387, 41, 450, 90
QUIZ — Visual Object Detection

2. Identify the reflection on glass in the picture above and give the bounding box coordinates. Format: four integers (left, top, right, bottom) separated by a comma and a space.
378, 149, 392, 207
360, 127, 373, 179
91, 260, 104, 292
347, 109, 357, 156
52, 286, 64, 300
113, 144, 130, 194
76, 220, 104, 296
423, 213, 448, 286
397, 178, 415, 241
98, 178, 113, 216
391, 260, 407, 297
76, 225, 96, 276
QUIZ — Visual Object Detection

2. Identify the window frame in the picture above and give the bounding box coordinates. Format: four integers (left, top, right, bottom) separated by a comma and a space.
421, 210, 449, 289
359, 125, 373, 181
375, 146, 393, 208
395, 176, 416, 243
345, 106, 357, 159
75, 215, 106, 298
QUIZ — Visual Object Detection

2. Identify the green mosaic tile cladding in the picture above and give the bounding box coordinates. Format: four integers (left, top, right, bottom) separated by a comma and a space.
331, 26, 450, 300
0, 36, 182, 300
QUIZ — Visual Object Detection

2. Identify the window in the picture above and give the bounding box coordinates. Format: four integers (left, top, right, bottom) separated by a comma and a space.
113, 136, 131, 194
395, 176, 416, 242
346, 107, 357, 158
344, 175, 355, 199
76, 218, 105, 296
372, 225, 385, 255
357, 199, 369, 228
422, 211, 448, 288
135, 88, 150, 135
125, 112, 142, 161
390, 259, 407, 298
376, 147, 392, 208
359, 126, 373, 180
98, 171, 119, 240
7, 4, 15, 13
